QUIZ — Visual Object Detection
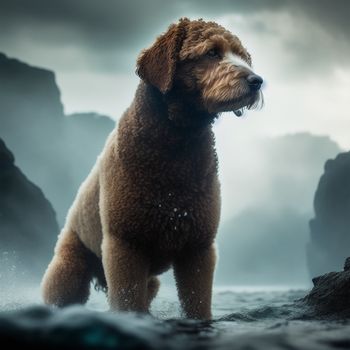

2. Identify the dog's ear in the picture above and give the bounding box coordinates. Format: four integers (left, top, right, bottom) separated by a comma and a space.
136, 19, 188, 94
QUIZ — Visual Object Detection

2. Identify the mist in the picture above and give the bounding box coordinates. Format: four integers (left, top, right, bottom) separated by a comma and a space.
1, 0, 350, 289
1, 2, 350, 348
216, 133, 341, 286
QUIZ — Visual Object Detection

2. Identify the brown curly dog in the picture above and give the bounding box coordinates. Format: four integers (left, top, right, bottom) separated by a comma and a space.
41, 18, 263, 320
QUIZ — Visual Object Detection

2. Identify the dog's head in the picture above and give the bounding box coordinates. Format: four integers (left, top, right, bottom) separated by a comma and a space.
137, 18, 263, 118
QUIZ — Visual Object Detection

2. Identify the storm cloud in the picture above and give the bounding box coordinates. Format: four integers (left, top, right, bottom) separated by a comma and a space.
0, 0, 349, 73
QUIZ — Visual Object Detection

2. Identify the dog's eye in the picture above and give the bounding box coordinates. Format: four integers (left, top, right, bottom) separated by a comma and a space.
206, 48, 221, 59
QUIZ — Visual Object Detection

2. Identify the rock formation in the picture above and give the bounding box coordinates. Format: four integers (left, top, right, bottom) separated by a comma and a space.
307, 152, 350, 278
0, 52, 114, 225
0, 139, 59, 276
302, 257, 350, 318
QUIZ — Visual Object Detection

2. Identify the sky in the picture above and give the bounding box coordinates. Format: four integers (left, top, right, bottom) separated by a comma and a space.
1, 0, 349, 222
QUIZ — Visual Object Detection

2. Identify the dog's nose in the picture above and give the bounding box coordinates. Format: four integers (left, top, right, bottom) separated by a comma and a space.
247, 74, 263, 91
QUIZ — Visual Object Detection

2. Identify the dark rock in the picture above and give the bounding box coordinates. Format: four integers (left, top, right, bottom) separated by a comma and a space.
344, 257, 350, 271
0, 303, 350, 350
0, 139, 15, 166
0, 138, 59, 277
0, 52, 114, 225
0, 52, 69, 225
301, 257, 350, 318
307, 152, 350, 278
0, 306, 171, 349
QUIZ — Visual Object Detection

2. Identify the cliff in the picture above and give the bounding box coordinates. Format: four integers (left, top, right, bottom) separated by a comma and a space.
0, 53, 114, 225
307, 152, 350, 277
0, 138, 59, 276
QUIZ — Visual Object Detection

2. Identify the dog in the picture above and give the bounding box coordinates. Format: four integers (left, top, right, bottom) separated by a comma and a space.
41, 18, 263, 320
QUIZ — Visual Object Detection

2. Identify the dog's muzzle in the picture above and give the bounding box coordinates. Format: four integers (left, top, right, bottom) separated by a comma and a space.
247, 74, 263, 91
233, 73, 264, 117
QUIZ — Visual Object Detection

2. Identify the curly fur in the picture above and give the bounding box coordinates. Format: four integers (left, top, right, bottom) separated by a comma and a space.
41, 18, 262, 320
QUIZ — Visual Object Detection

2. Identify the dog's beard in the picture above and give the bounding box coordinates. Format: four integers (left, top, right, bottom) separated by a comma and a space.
232, 90, 264, 117
205, 90, 264, 117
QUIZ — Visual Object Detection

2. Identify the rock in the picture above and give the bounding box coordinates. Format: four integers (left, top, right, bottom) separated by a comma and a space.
0, 306, 169, 349
344, 257, 350, 271
301, 257, 350, 318
0, 303, 350, 350
0, 52, 114, 225
0, 139, 14, 166
0, 138, 59, 277
0, 52, 69, 225
307, 152, 350, 278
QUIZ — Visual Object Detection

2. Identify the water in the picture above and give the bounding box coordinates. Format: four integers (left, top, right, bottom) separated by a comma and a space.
1, 279, 350, 349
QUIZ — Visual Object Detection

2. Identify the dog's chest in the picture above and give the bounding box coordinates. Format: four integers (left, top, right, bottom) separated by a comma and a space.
116, 127, 220, 250
147, 190, 193, 231
120, 183, 219, 252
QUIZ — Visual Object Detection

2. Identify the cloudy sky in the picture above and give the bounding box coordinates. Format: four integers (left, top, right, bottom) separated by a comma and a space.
1, 0, 349, 221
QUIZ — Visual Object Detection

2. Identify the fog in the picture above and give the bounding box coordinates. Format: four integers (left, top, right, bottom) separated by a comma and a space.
216, 133, 341, 285
1, 0, 349, 292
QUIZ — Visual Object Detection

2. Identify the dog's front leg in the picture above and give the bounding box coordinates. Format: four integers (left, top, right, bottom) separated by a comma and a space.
173, 244, 216, 320
102, 236, 149, 312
